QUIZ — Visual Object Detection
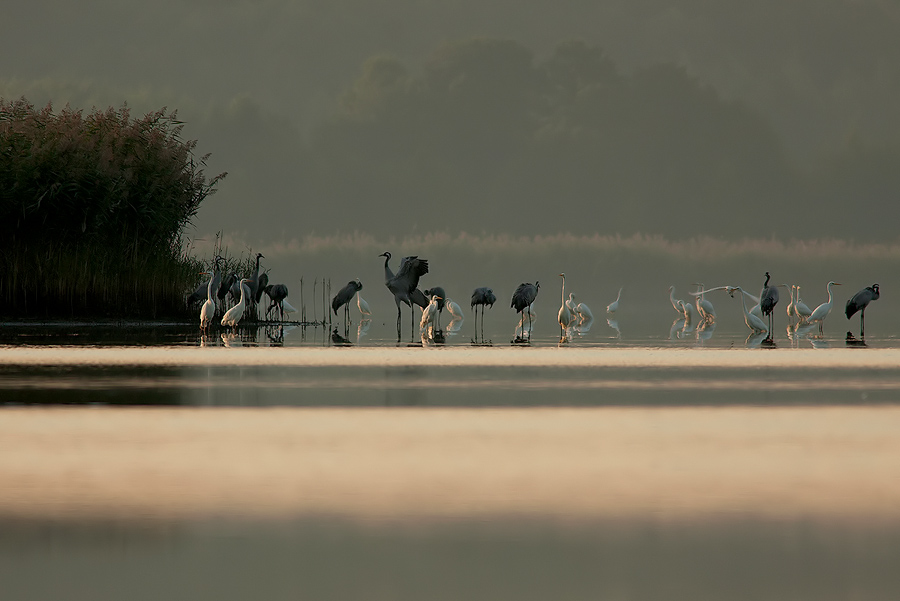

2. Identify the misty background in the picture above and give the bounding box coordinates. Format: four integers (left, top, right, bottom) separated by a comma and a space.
3, 0, 899, 335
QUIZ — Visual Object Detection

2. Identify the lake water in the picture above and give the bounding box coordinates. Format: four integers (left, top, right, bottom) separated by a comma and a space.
2, 319, 900, 600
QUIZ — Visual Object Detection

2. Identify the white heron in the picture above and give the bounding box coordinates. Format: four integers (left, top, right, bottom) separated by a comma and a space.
732, 286, 768, 333
558, 273, 573, 340
794, 286, 812, 323
668, 286, 684, 315
575, 300, 593, 324
357, 290, 371, 316
221, 279, 250, 328
693, 283, 716, 322
806, 281, 841, 335
786, 285, 797, 323
606, 287, 623, 314
566, 293, 577, 319
693, 285, 765, 321
420, 294, 442, 336
199, 272, 215, 331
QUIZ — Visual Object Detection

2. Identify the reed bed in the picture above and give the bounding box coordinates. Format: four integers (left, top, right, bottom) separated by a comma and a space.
0, 98, 225, 319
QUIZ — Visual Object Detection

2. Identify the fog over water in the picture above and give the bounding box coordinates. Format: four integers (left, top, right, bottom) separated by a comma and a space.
4, 4, 900, 599
3, 0, 899, 246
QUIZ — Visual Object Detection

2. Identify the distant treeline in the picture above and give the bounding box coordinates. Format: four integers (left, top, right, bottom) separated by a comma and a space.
0, 98, 226, 319
282, 38, 900, 240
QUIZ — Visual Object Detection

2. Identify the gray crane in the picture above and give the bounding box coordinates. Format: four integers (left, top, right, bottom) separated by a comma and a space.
254, 270, 270, 306
424, 286, 446, 332
759, 271, 779, 335
511, 281, 540, 341
845, 283, 880, 338
245, 252, 265, 313
471, 287, 496, 342
332, 279, 363, 332
380, 251, 429, 341
218, 272, 236, 306
264, 283, 289, 322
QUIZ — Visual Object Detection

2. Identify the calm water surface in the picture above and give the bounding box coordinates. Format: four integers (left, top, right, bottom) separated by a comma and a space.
2, 321, 900, 600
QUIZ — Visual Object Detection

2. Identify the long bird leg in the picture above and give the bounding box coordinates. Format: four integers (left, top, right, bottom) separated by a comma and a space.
527, 305, 533, 341
861, 308, 866, 338
396, 301, 402, 342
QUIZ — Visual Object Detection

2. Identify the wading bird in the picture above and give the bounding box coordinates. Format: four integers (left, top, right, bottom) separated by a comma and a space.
760, 272, 779, 333
846, 283, 879, 338
471, 287, 497, 341
424, 287, 447, 331
575, 299, 593, 324
786, 285, 798, 324
732, 286, 768, 334
606, 287, 623, 314
668, 286, 685, 315
246, 252, 264, 297
694, 283, 716, 323
806, 281, 841, 336
199, 272, 215, 331
332, 279, 363, 331
558, 273, 573, 340
264, 283, 289, 322
254, 270, 269, 306
420, 295, 442, 338
357, 290, 371, 316
380, 252, 429, 341
512, 281, 540, 341
794, 286, 812, 323
221, 278, 251, 329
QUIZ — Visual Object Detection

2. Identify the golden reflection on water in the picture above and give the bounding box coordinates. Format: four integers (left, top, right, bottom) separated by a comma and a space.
2, 406, 899, 523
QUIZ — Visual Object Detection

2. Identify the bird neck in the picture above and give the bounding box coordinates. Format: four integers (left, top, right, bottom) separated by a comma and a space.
383, 255, 393, 281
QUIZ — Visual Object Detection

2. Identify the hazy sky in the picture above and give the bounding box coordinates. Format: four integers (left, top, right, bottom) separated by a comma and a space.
4, 0, 899, 328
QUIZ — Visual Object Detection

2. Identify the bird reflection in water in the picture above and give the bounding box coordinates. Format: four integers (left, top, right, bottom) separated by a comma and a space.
606, 318, 621, 339
444, 317, 464, 335
357, 319, 371, 343
331, 327, 352, 346
695, 319, 715, 343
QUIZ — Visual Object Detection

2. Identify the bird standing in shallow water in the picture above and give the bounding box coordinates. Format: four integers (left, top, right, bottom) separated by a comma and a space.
199, 272, 215, 331
511, 281, 540, 342
732, 286, 768, 334
471, 287, 496, 342
357, 290, 371, 317
759, 272, 779, 336
845, 283, 879, 338
221, 279, 251, 329
380, 251, 429, 342
332, 279, 363, 333
607, 287, 622, 314
558, 273, 573, 341
806, 281, 841, 336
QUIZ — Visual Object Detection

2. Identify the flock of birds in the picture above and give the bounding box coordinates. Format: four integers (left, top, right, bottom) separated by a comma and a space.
191, 253, 881, 345
666, 273, 880, 343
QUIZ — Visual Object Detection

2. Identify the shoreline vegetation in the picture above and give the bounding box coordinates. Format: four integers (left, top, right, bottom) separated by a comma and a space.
0, 98, 226, 319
